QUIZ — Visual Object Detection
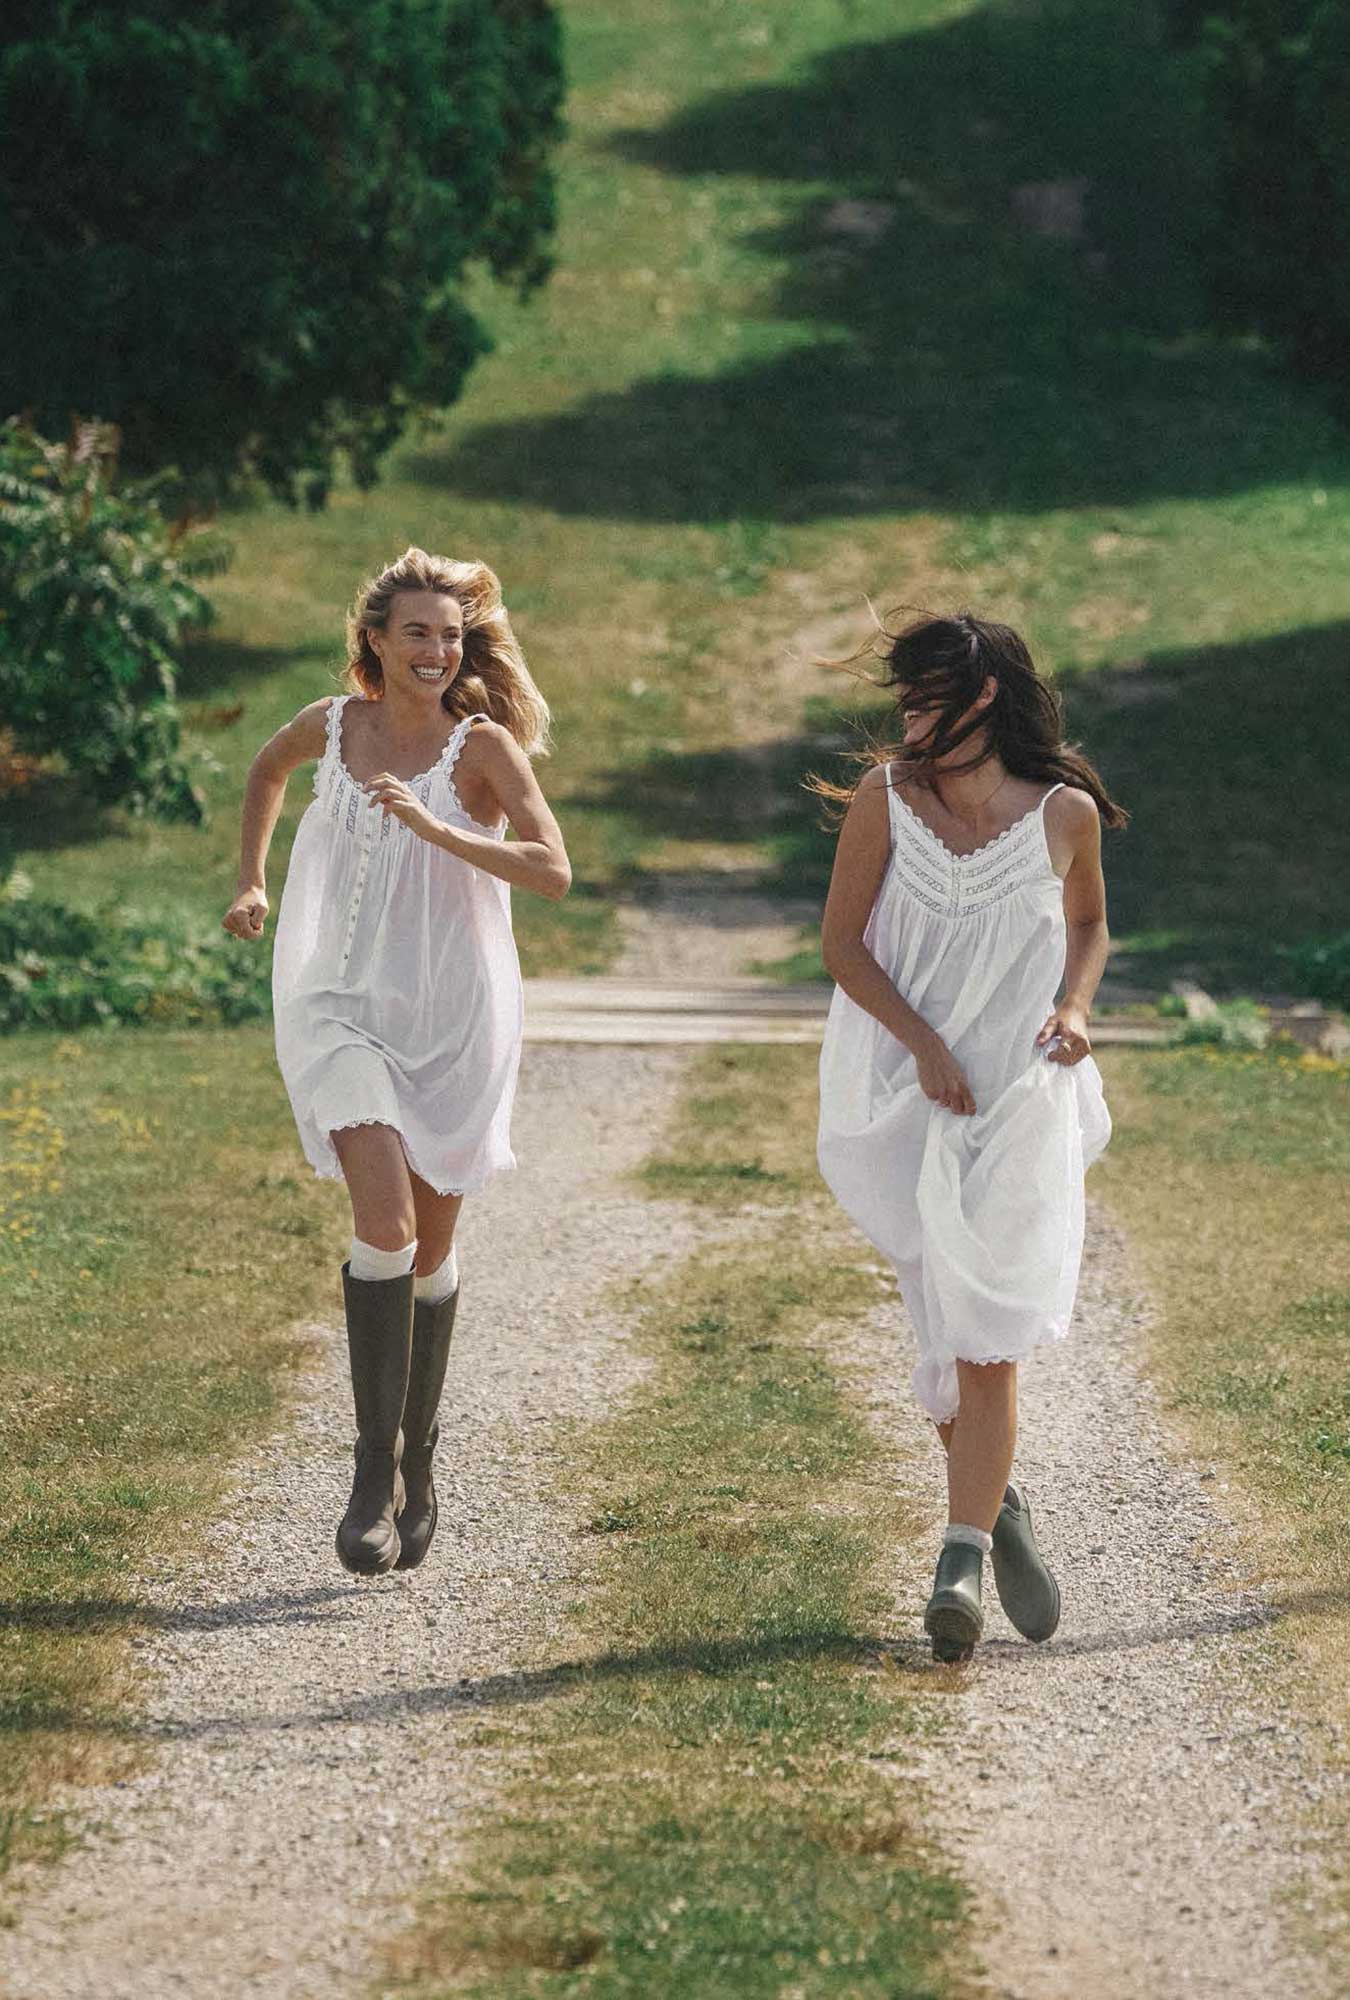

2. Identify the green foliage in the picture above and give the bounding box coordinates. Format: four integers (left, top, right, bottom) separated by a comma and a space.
0, 0, 564, 504
1286, 933, 1350, 1011
0, 418, 225, 822
1169, 1, 1350, 412
1176, 997, 1270, 1050
0, 865, 270, 1031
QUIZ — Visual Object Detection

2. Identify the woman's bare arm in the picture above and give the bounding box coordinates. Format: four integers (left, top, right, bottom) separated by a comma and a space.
1037, 788, 1109, 1062
367, 722, 572, 901
224, 699, 331, 938
820, 769, 975, 1114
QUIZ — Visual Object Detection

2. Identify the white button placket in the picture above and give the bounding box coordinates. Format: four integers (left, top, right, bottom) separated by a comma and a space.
338, 796, 376, 979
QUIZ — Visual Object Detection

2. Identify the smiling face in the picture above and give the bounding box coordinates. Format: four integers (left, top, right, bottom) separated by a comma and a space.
897, 673, 998, 759
367, 589, 465, 695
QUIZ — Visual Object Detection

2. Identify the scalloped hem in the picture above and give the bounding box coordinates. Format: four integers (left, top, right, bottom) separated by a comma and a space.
315, 1118, 516, 1198
914, 1318, 1071, 1425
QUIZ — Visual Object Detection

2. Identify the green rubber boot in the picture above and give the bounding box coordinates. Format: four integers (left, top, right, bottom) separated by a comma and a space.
395, 1283, 460, 1571
923, 1541, 984, 1663
991, 1481, 1061, 1642
336, 1262, 414, 1576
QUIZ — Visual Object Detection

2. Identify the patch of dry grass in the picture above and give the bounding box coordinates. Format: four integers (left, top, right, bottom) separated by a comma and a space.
1095, 1043, 1350, 1943
0, 1025, 348, 1883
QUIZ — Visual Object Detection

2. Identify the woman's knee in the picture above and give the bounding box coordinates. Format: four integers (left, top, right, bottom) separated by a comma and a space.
355, 1212, 418, 1252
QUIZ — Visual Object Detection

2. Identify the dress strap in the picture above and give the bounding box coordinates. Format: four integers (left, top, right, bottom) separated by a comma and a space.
1038, 780, 1067, 812
313, 694, 351, 801
323, 692, 351, 760
439, 710, 488, 785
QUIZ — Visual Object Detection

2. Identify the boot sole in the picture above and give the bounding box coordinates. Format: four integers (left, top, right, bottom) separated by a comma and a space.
924, 1598, 982, 1664
335, 1526, 402, 1577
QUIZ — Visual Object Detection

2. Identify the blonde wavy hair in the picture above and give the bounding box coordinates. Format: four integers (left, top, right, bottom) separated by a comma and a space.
343, 547, 551, 755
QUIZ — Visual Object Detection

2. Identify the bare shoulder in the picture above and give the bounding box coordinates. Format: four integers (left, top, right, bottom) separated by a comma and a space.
1046, 783, 1100, 838
457, 717, 529, 778
1045, 783, 1101, 879
854, 762, 895, 808
254, 696, 337, 777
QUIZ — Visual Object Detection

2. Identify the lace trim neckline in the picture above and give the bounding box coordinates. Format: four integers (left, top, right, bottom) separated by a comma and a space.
888, 777, 1062, 866
332, 693, 478, 791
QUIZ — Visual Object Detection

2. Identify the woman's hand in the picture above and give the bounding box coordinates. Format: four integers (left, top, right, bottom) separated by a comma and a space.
1036, 1003, 1092, 1065
363, 774, 443, 843
222, 886, 269, 940
914, 1030, 977, 1116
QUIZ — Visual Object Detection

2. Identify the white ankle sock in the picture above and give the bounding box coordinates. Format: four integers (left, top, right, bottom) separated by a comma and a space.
944, 1522, 993, 1555
414, 1245, 458, 1304
348, 1234, 417, 1281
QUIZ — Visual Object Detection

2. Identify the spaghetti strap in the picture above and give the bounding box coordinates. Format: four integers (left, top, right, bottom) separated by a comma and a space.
1038, 780, 1066, 810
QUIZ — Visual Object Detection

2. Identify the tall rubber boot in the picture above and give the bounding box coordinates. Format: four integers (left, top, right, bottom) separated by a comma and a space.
395, 1284, 459, 1570
336, 1262, 414, 1576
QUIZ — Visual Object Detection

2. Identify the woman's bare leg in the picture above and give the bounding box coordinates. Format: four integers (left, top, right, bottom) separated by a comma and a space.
940, 1359, 1017, 1533
330, 1123, 417, 1251
407, 1170, 463, 1278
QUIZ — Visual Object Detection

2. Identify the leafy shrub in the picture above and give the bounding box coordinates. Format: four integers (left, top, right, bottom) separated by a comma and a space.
0, 867, 271, 1032
0, 417, 225, 822
1176, 997, 1270, 1050
1286, 933, 1350, 1012
0, 0, 564, 505
1168, 1, 1350, 413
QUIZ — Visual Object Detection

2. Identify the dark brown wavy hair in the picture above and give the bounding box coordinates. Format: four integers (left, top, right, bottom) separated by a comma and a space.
808, 607, 1128, 827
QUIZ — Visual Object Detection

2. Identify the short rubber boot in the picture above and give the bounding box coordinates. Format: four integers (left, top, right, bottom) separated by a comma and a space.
336, 1262, 414, 1576
991, 1481, 1061, 1642
395, 1283, 460, 1571
923, 1541, 985, 1663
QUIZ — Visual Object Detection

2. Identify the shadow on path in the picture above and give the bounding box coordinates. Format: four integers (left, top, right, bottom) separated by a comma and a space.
10, 1582, 1341, 1745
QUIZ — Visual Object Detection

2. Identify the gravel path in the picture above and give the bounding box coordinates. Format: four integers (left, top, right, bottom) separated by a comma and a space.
0, 1044, 691, 2000
3, 995, 1341, 1997
836, 1201, 1344, 2000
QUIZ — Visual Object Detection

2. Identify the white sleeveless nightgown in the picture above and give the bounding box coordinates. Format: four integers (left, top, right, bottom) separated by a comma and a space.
817, 775, 1110, 1424
271, 694, 522, 1196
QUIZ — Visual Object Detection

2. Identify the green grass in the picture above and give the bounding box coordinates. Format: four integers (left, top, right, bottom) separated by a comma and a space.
1096, 1043, 1350, 1542
389, 1045, 973, 1998
0, 1026, 347, 1877
7, 0, 1350, 997
1094, 1041, 1350, 1951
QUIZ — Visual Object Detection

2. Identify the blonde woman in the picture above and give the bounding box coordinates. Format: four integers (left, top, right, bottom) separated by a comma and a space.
223, 548, 570, 1576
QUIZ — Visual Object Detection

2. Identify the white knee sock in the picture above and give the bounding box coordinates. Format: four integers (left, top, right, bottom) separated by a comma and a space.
414, 1244, 458, 1304
944, 1523, 993, 1555
348, 1234, 417, 1281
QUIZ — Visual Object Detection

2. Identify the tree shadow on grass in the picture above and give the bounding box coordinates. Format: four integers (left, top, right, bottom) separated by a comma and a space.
410, 0, 1347, 523
577, 618, 1350, 993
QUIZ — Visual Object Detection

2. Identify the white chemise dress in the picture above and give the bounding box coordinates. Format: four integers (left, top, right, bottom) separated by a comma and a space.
817, 775, 1111, 1424
271, 694, 522, 1196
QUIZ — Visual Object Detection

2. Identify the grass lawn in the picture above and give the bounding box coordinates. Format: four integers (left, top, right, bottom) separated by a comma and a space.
4, 0, 1348, 998
0, 1026, 346, 1881
1095, 1042, 1350, 1932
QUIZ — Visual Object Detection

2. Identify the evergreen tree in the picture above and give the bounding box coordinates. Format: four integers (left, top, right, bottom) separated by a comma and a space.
0, 0, 564, 504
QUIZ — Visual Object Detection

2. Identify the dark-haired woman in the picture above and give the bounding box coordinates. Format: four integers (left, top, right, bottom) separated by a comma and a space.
816, 612, 1124, 1662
